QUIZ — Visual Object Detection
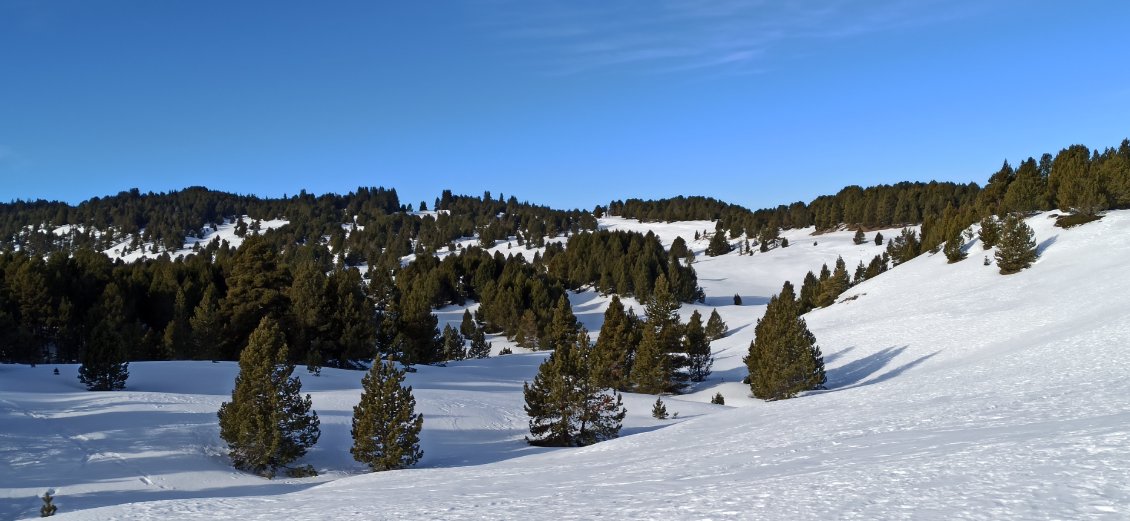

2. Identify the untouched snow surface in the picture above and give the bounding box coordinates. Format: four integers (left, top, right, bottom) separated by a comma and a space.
3, 212, 1129, 519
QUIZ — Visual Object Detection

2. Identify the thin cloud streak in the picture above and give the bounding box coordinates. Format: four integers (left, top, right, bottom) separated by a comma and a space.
475, 0, 980, 76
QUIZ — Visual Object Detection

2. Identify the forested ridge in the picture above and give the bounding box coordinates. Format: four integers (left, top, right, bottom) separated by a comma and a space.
1, 138, 1127, 381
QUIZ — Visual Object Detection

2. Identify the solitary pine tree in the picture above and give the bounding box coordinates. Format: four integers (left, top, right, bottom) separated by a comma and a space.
544, 296, 579, 351
684, 310, 712, 382
704, 308, 728, 340
995, 214, 1038, 275
651, 396, 669, 419
874, 232, 884, 245
745, 281, 826, 400
524, 329, 625, 446
218, 317, 320, 478
853, 229, 866, 245
590, 296, 638, 390
351, 361, 423, 471
78, 283, 130, 391
459, 309, 475, 338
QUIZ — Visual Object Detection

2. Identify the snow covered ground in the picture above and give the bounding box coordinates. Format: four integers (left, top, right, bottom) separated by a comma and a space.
3, 211, 1128, 519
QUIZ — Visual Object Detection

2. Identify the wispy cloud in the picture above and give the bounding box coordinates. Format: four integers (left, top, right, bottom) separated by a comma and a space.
473, 0, 982, 76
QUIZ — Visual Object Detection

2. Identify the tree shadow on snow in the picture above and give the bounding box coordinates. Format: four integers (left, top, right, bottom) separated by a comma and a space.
1037, 234, 1058, 255
824, 346, 939, 390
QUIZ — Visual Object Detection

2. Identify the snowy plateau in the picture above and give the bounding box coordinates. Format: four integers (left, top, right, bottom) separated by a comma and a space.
2, 211, 1128, 520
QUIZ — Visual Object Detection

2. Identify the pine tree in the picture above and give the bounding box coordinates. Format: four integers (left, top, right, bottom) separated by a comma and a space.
705, 230, 731, 256
853, 229, 866, 245
943, 229, 967, 263
591, 296, 638, 390
350, 361, 423, 471
219, 237, 291, 360
733, 294, 742, 305
217, 317, 320, 478
651, 396, 669, 419
459, 309, 475, 338
710, 392, 725, 405
704, 308, 728, 340
40, 491, 57, 517
817, 256, 850, 307
684, 310, 712, 382
629, 325, 669, 394
441, 324, 466, 362
874, 232, 884, 245
978, 215, 1000, 250
544, 296, 579, 351
524, 329, 625, 446
744, 281, 826, 400
995, 214, 1038, 275
78, 283, 130, 391
467, 327, 491, 359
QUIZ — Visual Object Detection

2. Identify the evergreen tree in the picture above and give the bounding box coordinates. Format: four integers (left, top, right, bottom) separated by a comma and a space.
629, 325, 669, 394
943, 229, 968, 263
705, 230, 731, 256
978, 215, 1000, 250
704, 308, 728, 340
684, 310, 712, 382
744, 281, 826, 400
467, 327, 492, 359
733, 293, 742, 305
78, 283, 130, 391
543, 295, 579, 351
40, 491, 57, 517
459, 309, 475, 338
651, 396, 669, 419
524, 329, 625, 446
798, 271, 820, 314
591, 296, 638, 390
874, 232, 884, 245
217, 317, 320, 478
350, 361, 424, 471
710, 392, 725, 405
817, 256, 850, 307
1003, 157, 1048, 214
642, 274, 684, 386
441, 324, 466, 362
853, 229, 866, 245
219, 237, 291, 360
995, 214, 1038, 275
513, 309, 541, 350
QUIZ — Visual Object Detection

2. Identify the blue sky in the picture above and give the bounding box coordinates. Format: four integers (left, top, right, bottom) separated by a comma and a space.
2, 1, 1128, 211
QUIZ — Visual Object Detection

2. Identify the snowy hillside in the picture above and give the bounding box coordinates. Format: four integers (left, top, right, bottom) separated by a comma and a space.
3, 211, 1129, 519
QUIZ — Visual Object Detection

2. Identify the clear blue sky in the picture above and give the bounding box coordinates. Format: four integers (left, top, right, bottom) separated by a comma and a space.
2, 1, 1128, 210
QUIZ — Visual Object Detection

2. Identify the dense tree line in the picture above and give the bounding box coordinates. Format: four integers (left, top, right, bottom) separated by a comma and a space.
544, 230, 703, 303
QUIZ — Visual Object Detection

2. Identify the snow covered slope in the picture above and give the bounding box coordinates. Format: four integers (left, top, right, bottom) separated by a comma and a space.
4, 211, 1128, 519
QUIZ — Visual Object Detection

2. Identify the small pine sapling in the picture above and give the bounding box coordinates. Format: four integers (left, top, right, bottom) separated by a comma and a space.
651, 397, 669, 419
710, 392, 725, 405
733, 294, 742, 305
40, 491, 57, 517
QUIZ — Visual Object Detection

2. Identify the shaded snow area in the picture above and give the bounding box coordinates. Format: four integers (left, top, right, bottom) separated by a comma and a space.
3, 211, 1128, 519
97, 217, 289, 263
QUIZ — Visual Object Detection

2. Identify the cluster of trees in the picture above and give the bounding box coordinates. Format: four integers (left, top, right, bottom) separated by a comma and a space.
746, 281, 826, 400
544, 230, 703, 303
218, 318, 423, 478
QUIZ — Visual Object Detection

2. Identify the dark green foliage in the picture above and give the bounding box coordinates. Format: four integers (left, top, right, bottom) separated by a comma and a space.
651, 397, 669, 419
853, 229, 866, 245
441, 324, 466, 362
684, 310, 712, 382
77, 283, 130, 391
543, 296, 580, 351
978, 215, 1000, 250
217, 318, 320, 478
524, 329, 625, 447
705, 230, 731, 257
886, 228, 921, 266
630, 274, 685, 391
710, 392, 725, 405
459, 309, 475, 337
943, 229, 967, 263
40, 491, 57, 517
629, 325, 670, 395
591, 296, 640, 390
1003, 157, 1048, 214
733, 293, 742, 305
467, 327, 492, 359
1054, 213, 1102, 229
745, 281, 826, 401
874, 232, 884, 245
798, 271, 820, 314
817, 256, 850, 307
350, 361, 423, 472
704, 308, 728, 340
995, 215, 1038, 275
546, 229, 702, 303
